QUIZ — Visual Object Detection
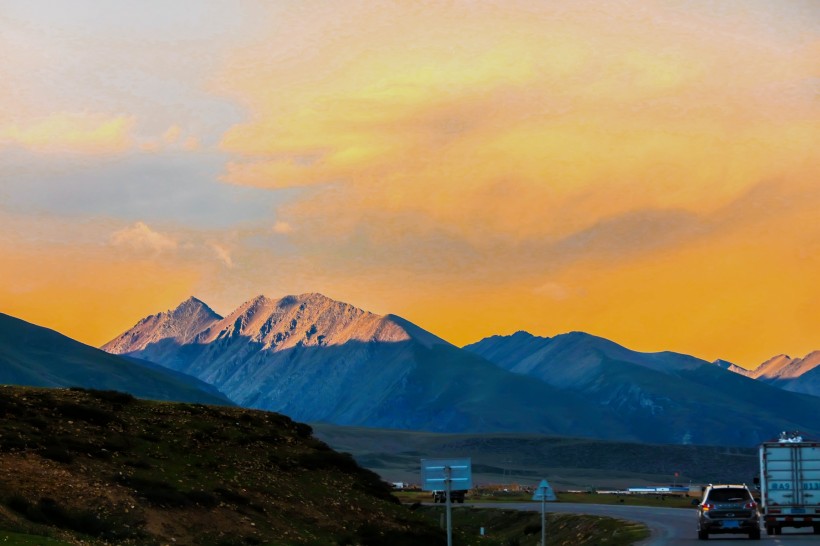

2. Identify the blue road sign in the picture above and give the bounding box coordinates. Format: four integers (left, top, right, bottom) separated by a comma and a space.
420, 458, 472, 491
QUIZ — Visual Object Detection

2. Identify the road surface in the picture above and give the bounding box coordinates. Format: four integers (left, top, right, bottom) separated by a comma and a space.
478, 502, 819, 545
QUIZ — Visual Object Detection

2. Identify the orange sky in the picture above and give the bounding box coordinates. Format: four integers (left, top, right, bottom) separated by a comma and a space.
0, 1, 818, 368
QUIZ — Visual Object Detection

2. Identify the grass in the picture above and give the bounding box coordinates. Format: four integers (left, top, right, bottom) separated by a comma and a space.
0, 386, 439, 545
0, 531, 73, 545
413, 506, 649, 546
394, 489, 696, 509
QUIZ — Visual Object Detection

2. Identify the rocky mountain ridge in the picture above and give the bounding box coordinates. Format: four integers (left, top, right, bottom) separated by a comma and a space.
103, 294, 633, 440
101, 294, 820, 446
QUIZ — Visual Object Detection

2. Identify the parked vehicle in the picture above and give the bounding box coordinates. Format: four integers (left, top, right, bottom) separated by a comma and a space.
696, 484, 760, 540
758, 433, 820, 536
432, 490, 466, 503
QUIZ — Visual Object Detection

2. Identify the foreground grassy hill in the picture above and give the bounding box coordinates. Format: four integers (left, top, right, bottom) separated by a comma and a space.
0, 386, 443, 545
0, 386, 647, 546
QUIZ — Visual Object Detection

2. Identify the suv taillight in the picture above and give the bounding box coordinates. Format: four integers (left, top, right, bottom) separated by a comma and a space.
744, 501, 757, 509
702, 502, 715, 511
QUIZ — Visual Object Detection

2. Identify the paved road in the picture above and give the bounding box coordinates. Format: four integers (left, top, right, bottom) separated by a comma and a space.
478, 502, 819, 545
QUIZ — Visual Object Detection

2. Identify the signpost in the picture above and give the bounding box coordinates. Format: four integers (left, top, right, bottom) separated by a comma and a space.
421, 458, 472, 546
532, 479, 557, 546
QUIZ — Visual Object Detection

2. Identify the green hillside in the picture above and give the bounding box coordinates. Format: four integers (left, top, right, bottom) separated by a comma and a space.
0, 386, 442, 545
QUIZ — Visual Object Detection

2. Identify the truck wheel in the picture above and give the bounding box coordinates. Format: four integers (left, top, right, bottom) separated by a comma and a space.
698, 530, 708, 540
774, 526, 782, 535
813, 524, 820, 534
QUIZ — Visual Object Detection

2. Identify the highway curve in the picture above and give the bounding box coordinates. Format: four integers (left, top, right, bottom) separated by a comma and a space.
479, 502, 819, 545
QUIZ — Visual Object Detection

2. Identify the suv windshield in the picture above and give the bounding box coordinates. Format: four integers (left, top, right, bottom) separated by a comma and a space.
707, 488, 751, 503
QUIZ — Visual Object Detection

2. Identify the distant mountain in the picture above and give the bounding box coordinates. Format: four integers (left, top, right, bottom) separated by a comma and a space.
104, 294, 638, 440
712, 359, 750, 376
750, 352, 820, 380
0, 312, 231, 405
745, 351, 820, 397
463, 331, 820, 445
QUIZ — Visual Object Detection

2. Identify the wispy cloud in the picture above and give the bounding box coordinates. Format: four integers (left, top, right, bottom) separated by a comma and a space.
216, 1, 818, 246
110, 222, 177, 253
209, 243, 234, 268
0, 112, 135, 155
272, 221, 294, 234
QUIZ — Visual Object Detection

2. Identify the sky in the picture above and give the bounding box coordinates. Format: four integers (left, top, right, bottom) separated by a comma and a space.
0, 0, 817, 368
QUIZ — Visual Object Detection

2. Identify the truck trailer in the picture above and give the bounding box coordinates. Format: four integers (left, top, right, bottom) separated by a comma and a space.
758, 434, 820, 536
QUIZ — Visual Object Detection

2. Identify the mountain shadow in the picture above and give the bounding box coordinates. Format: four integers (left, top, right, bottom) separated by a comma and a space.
123, 334, 639, 440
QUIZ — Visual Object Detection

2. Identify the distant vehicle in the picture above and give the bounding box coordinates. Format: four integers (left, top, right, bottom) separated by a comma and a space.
696, 483, 760, 540
757, 433, 820, 536
432, 490, 466, 503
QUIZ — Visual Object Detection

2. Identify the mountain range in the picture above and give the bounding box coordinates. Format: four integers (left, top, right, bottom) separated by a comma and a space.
0, 312, 230, 405
733, 351, 820, 397
101, 293, 820, 446
103, 293, 632, 439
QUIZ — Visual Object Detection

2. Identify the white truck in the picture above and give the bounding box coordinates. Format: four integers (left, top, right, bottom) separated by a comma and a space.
758, 434, 820, 536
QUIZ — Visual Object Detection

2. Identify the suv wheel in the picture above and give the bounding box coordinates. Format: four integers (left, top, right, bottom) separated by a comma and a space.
749, 529, 760, 540
698, 529, 708, 540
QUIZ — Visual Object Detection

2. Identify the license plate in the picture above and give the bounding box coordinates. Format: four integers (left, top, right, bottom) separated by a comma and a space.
722, 521, 740, 529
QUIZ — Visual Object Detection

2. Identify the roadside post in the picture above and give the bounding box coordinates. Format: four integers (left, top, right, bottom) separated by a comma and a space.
421, 458, 472, 546
532, 479, 557, 546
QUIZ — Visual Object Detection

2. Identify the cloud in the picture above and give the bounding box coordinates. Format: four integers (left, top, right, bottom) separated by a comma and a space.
0, 112, 135, 154
182, 136, 201, 151
215, 1, 818, 246
209, 243, 234, 268
533, 281, 572, 301
162, 125, 182, 145
110, 222, 177, 253
139, 125, 203, 153
272, 221, 293, 234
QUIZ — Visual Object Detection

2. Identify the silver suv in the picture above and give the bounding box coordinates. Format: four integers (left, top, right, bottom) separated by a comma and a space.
697, 484, 760, 540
